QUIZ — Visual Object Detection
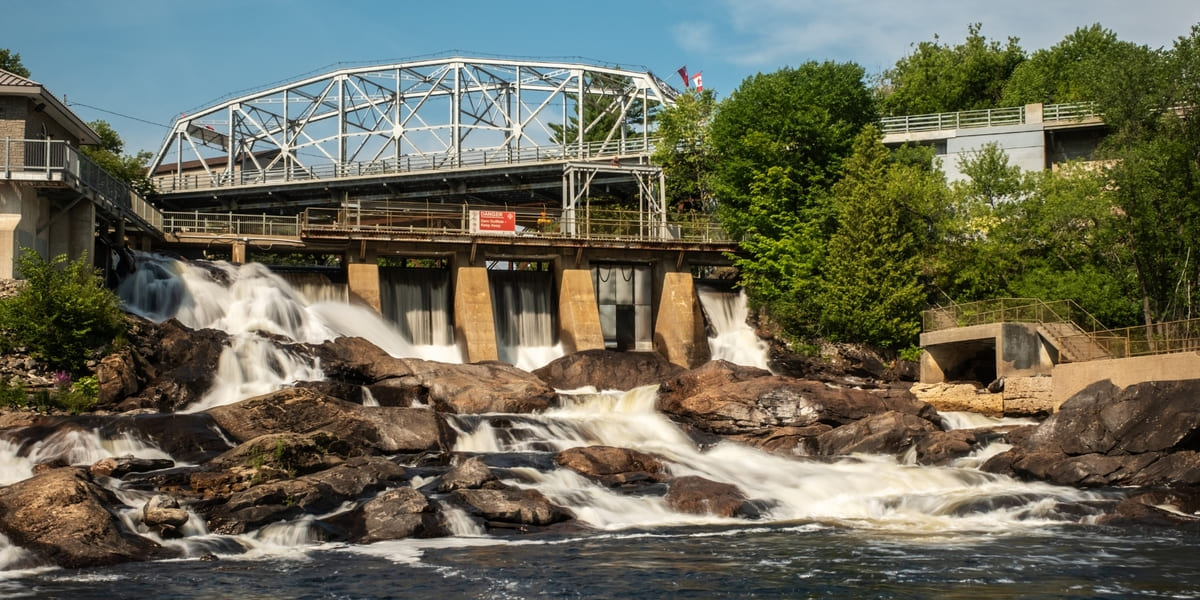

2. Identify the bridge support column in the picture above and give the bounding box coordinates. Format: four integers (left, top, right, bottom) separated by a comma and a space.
557, 268, 604, 354
653, 272, 710, 368
231, 240, 247, 264
347, 263, 382, 314
454, 266, 499, 363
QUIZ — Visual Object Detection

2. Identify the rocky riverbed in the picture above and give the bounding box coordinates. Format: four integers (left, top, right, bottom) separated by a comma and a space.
1, 308, 1198, 570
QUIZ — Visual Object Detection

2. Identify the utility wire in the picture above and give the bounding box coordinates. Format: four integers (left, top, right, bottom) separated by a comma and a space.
65, 101, 171, 129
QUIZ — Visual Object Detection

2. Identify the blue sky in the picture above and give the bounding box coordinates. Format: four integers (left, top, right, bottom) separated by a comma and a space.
4, 0, 1198, 156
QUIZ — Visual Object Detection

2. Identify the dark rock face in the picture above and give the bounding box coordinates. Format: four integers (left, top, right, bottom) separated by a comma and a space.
665, 475, 755, 518
437, 456, 501, 492
0, 468, 175, 568
90, 456, 176, 479
324, 487, 448, 543
553, 446, 669, 487
452, 488, 574, 527
310, 337, 555, 414
105, 318, 233, 412
658, 375, 933, 435
205, 387, 454, 454
984, 379, 1200, 487
816, 411, 940, 456
534, 350, 687, 391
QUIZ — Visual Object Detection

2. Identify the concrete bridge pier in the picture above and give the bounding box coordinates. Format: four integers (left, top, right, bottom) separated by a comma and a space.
346, 248, 382, 314
555, 264, 605, 354
653, 270, 711, 369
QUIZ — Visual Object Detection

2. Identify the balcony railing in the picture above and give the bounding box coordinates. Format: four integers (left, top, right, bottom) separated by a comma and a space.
880, 102, 1100, 136
2, 138, 163, 233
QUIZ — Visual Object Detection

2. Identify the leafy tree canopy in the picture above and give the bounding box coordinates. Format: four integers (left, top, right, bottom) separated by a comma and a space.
0, 48, 30, 78
878, 23, 1025, 115
652, 89, 717, 212
81, 120, 155, 196
1002, 24, 1136, 106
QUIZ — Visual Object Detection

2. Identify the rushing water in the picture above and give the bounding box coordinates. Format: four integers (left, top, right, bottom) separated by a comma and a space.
697, 286, 772, 371
1, 254, 1195, 597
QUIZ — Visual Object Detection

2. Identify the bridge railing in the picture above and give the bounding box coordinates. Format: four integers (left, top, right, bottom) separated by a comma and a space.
1, 138, 163, 233
301, 203, 729, 244
880, 102, 1099, 136
161, 211, 301, 237
923, 296, 1200, 360
151, 138, 656, 194
922, 297, 1106, 334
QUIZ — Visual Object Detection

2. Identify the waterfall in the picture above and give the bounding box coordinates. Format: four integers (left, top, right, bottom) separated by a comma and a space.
450, 386, 1104, 532
379, 267, 454, 347
117, 254, 461, 411
696, 286, 771, 370
489, 269, 563, 371
276, 271, 349, 304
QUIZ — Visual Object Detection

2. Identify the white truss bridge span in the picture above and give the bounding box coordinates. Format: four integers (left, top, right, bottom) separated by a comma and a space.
149, 57, 679, 197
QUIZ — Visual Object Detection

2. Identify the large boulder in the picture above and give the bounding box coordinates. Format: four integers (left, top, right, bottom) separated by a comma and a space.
436, 456, 501, 492
664, 475, 757, 518
984, 379, 1200, 487
816, 411, 940, 456
310, 337, 555, 414
115, 318, 232, 412
553, 445, 669, 487
452, 488, 574, 527
205, 387, 454, 454
656, 360, 772, 410
324, 486, 448, 543
0, 468, 174, 568
200, 455, 407, 535
658, 375, 934, 436
534, 350, 686, 391
398, 359, 556, 414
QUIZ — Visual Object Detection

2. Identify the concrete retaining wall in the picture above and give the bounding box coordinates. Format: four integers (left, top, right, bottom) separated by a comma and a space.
1052, 352, 1200, 409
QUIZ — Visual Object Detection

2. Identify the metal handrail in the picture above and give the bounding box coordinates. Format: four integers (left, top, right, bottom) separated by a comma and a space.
150, 137, 657, 194
923, 297, 1200, 360
1, 138, 163, 233
881, 102, 1099, 135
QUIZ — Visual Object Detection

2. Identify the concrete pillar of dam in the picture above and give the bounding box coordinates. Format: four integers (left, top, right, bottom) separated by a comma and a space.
347, 263, 382, 314
231, 240, 247, 265
557, 268, 605, 354
453, 265, 499, 363
653, 272, 710, 368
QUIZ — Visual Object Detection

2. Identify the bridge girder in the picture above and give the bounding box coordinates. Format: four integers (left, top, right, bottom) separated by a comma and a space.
151, 57, 680, 188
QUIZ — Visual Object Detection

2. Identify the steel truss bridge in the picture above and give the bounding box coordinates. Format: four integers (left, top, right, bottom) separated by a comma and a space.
147, 57, 682, 240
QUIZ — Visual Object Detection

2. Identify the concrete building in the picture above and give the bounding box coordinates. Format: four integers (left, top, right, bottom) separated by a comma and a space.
0, 68, 102, 279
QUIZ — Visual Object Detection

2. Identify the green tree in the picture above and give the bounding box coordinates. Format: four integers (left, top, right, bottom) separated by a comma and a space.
710, 61, 876, 240
651, 89, 717, 212
81, 120, 155, 196
1090, 29, 1199, 328
817, 128, 942, 348
1002, 24, 1134, 105
0, 250, 125, 373
0, 48, 30, 78
878, 23, 1025, 115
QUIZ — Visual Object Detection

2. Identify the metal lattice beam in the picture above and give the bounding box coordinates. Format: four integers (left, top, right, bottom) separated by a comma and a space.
150, 57, 679, 188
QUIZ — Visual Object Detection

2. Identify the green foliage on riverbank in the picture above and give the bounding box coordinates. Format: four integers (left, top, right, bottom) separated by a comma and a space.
654, 22, 1200, 351
0, 250, 125, 374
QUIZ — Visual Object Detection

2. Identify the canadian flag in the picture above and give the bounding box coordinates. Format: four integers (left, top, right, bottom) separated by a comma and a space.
677, 66, 690, 88
691, 72, 703, 92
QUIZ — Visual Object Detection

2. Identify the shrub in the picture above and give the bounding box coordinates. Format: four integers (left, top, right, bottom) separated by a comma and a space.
0, 249, 125, 373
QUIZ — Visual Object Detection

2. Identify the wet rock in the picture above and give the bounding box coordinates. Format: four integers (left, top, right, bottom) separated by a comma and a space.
206, 387, 454, 454
665, 475, 756, 518
912, 429, 990, 466
97, 412, 233, 465
658, 374, 934, 436
207, 431, 350, 480
324, 487, 448, 543
816, 411, 940, 456
1098, 488, 1200, 528
116, 318, 231, 412
452, 488, 574, 527
141, 494, 190, 538
728, 424, 833, 457
553, 445, 669, 487
400, 359, 556, 414
534, 350, 687, 391
96, 346, 145, 407
437, 456, 500, 492
0, 468, 174, 568
201, 456, 407, 535
984, 379, 1200, 487
306, 336, 414, 383
90, 456, 176, 478
657, 360, 772, 409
